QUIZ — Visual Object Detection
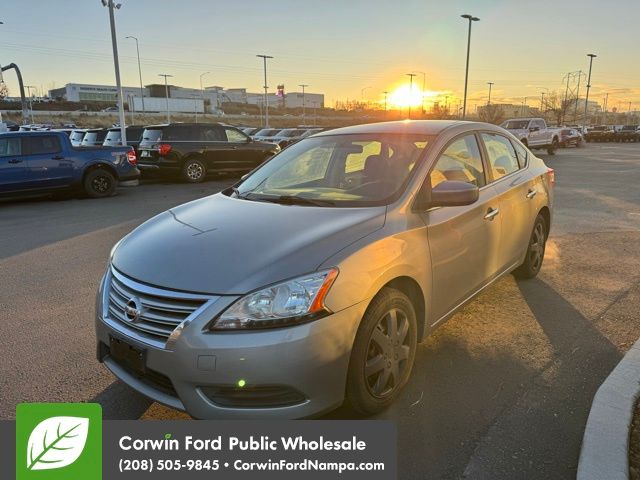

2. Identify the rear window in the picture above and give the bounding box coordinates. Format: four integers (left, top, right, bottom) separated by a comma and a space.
82, 131, 107, 144
127, 127, 144, 141
70, 131, 85, 143
255, 129, 280, 137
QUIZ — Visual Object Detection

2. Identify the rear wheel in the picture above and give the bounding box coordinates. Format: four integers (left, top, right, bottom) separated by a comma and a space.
514, 214, 547, 279
84, 168, 116, 198
182, 157, 207, 183
346, 288, 417, 415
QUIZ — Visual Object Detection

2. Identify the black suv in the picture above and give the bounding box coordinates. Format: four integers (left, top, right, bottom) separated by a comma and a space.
137, 123, 280, 182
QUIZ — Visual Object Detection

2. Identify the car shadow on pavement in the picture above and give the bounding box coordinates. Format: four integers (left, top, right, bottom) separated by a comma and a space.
90, 380, 153, 420
457, 277, 625, 479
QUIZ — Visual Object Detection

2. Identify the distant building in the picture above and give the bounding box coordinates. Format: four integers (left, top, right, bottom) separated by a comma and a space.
48, 82, 325, 112
477, 103, 537, 118
49, 83, 144, 103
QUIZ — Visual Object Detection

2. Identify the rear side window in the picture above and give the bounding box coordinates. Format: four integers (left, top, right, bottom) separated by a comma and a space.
0, 137, 21, 156
224, 127, 248, 143
25, 136, 61, 155
200, 126, 224, 141
481, 133, 520, 180
430, 134, 485, 188
127, 127, 144, 141
512, 140, 529, 168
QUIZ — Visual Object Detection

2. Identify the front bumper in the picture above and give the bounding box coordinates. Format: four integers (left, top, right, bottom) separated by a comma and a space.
95, 268, 365, 419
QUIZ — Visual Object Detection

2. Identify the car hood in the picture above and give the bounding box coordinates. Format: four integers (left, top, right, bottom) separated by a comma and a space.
112, 193, 386, 294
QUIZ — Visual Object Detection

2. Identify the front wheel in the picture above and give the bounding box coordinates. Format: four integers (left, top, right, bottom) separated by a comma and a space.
514, 214, 547, 279
547, 138, 558, 155
346, 288, 417, 415
84, 168, 116, 198
182, 157, 207, 183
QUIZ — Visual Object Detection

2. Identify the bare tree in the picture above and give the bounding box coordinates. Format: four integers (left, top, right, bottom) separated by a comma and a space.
478, 104, 506, 125
543, 90, 576, 126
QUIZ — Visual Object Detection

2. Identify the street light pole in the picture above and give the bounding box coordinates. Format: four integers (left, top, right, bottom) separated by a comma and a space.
413, 71, 426, 114
299, 83, 309, 123
487, 82, 494, 105
406, 73, 416, 119
256, 54, 273, 127
158, 73, 173, 123
199, 71, 210, 118
583, 53, 597, 126
383, 91, 389, 118
461, 14, 480, 120
102, 0, 127, 145
25, 85, 35, 123
126, 35, 145, 116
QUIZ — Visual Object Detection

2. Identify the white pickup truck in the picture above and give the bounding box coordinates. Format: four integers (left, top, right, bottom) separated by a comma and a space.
500, 117, 560, 154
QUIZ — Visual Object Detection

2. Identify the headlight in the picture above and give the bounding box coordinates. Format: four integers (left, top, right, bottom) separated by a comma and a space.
210, 269, 338, 330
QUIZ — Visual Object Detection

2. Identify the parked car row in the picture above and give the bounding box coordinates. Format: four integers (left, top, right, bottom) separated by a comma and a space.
241, 125, 330, 149
585, 125, 640, 142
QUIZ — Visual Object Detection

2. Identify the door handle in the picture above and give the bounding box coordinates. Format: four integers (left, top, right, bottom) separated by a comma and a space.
484, 207, 500, 221
8, 158, 23, 164
526, 189, 537, 199
52, 155, 64, 160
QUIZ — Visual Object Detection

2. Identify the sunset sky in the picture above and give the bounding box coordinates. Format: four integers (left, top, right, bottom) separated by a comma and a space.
1, 0, 639, 111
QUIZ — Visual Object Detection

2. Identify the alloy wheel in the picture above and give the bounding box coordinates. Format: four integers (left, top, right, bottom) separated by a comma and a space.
186, 162, 204, 180
92, 175, 111, 194
365, 308, 412, 398
528, 222, 545, 272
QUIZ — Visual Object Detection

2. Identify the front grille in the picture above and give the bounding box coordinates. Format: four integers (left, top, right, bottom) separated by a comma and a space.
107, 268, 209, 342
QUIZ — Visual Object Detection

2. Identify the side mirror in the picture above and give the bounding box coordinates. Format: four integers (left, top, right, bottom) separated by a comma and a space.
529, 126, 540, 132
245, 136, 252, 143
415, 180, 479, 210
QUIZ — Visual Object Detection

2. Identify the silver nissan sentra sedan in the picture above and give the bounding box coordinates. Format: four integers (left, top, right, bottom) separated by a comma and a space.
96, 120, 554, 418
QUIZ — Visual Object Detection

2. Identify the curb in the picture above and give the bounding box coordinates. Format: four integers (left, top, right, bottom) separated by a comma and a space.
578, 338, 640, 480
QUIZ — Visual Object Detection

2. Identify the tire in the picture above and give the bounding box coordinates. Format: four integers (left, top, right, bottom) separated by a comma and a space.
83, 168, 116, 198
346, 287, 418, 415
547, 138, 558, 155
182, 157, 207, 183
514, 214, 547, 279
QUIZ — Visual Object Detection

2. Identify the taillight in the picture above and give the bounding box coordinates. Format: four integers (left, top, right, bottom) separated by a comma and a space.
126, 149, 137, 165
158, 144, 172, 156
547, 167, 555, 185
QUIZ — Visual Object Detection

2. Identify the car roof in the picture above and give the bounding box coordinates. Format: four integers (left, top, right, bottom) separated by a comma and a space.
313, 120, 476, 137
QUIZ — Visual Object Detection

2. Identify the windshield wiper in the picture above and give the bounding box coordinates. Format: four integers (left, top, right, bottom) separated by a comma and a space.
261, 195, 336, 207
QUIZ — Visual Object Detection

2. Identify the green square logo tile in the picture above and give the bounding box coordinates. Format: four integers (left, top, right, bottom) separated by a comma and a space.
16, 403, 102, 480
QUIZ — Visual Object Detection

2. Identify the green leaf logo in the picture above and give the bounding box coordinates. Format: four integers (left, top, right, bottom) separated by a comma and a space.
26, 416, 90, 471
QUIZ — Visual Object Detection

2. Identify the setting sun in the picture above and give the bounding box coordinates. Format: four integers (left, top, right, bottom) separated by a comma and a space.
388, 85, 424, 108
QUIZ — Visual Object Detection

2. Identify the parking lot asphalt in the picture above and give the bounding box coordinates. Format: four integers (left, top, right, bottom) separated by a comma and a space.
1, 144, 639, 479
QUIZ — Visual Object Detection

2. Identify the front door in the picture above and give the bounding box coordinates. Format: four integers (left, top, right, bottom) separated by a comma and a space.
0, 136, 28, 194
24, 135, 73, 189
420, 133, 502, 322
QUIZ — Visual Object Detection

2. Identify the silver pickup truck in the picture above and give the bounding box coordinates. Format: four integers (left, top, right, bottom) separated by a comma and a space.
501, 117, 560, 154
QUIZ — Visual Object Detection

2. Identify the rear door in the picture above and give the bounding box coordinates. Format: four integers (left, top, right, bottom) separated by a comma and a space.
221, 126, 260, 170
0, 136, 29, 193
24, 135, 74, 189
479, 132, 535, 271
422, 133, 502, 321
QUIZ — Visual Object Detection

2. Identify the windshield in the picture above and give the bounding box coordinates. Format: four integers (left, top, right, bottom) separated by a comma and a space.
233, 133, 432, 207
70, 131, 85, 143
502, 120, 529, 129
103, 130, 121, 145
255, 129, 280, 137
141, 128, 163, 143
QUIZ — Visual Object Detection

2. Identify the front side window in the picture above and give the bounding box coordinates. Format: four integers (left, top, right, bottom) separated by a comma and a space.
481, 133, 520, 180
225, 127, 248, 143
235, 133, 432, 207
26, 136, 61, 155
430, 134, 485, 188
0, 137, 22, 157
